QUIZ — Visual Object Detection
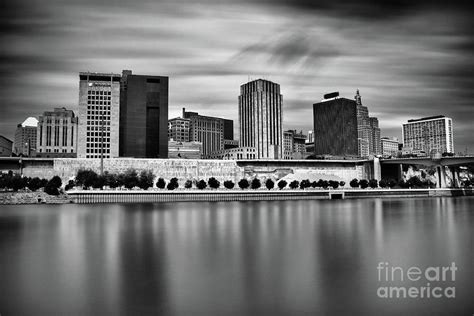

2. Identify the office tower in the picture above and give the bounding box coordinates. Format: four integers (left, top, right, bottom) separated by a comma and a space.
283, 130, 307, 159
355, 90, 370, 157
313, 94, 358, 156
168, 117, 191, 142
78, 72, 121, 159
37, 107, 78, 157
120, 70, 169, 158
369, 117, 381, 155
306, 130, 314, 143
381, 137, 399, 157
238, 79, 283, 159
183, 108, 233, 158
13, 117, 38, 156
402, 115, 454, 154
0, 135, 13, 157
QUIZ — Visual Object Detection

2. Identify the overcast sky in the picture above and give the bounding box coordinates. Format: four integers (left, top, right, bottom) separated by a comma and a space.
1, 0, 473, 152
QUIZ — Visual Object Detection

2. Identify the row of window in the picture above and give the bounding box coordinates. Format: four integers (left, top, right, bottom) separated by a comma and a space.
86, 155, 110, 158
86, 149, 110, 153
87, 126, 110, 131
87, 100, 111, 105
87, 142, 111, 147
88, 90, 111, 95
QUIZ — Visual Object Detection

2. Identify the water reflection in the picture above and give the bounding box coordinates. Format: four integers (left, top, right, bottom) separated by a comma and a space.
0, 197, 473, 315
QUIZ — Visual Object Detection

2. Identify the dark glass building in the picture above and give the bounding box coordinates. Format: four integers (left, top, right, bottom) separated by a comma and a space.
313, 97, 358, 156
119, 70, 168, 158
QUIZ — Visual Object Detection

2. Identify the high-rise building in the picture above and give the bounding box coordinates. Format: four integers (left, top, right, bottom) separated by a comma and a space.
183, 108, 233, 158
78, 72, 121, 159
313, 94, 358, 156
37, 107, 78, 158
168, 117, 191, 142
13, 117, 38, 156
402, 115, 454, 154
238, 79, 283, 159
120, 70, 169, 158
306, 130, 314, 143
381, 137, 399, 157
0, 135, 13, 157
283, 130, 307, 159
355, 90, 370, 157
369, 117, 381, 155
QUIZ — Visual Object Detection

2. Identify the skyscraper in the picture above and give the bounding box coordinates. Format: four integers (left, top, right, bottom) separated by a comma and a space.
313, 94, 358, 156
369, 117, 381, 155
120, 70, 169, 158
402, 115, 454, 154
238, 79, 283, 159
13, 117, 38, 156
355, 90, 370, 157
78, 72, 121, 158
37, 107, 78, 157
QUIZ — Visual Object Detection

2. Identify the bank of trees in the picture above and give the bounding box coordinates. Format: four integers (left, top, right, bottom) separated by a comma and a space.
0, 171, 62, 195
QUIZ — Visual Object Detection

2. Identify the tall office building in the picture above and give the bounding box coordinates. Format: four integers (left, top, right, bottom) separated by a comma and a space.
355, 90, 370, 157
183, 108, 233, 158
402, 115, 453, 154
369, 117, 381, 155
120, 70, 169, 158
78, 72, 121, 158
13, 117, 38, 156
168, 117, 191, 142
313, 94, 358, 156
238, 79, 283, 159
0, 135, 13, 157
37, 107, 78, 157
306, 130, 314, 143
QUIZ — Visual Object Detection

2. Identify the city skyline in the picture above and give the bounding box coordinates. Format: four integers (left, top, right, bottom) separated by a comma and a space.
1, 0, 473, 153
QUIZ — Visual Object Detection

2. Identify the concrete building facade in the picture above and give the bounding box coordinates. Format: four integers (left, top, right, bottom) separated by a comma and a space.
0, 135, 13, 157
37, 108, 78, 158
283, 130, 307, 159
13, 117, 38, 156
238, 79, 283, 159
168, 140, 202, 159
78, 72, 121, 159
168, 117, 190, 142
369, 117, 381, 155
119, 70, 169, 158
402, 115, 454, 154
381, 137, 399, 157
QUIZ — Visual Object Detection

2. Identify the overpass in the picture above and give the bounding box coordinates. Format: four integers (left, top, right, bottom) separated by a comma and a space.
380, 156, 474, 188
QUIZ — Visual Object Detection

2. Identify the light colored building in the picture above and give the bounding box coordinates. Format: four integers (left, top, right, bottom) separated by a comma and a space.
381, 137, 399, 157
168, 117, 191, 142
369, 117, 381, 155
207, 147, 257, 160
402, 115, 453, 154
238, 79, 283, 159
283, 130, 307, 159
306, 130, 314, 143
78, 72, 121, 159
168, 140, 202, 159
37, 107, 78, 157
0, 135, 13, 157
13, 117, 38, 156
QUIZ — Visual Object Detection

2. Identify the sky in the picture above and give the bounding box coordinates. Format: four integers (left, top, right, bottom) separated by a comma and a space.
1, 0, 473, 153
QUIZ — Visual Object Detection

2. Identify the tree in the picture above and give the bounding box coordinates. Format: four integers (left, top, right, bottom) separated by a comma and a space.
369, 179, 378, 189
224, 180, 235, 189
76, 169, 98, 189
265, 179, 274, 190
107, 173, 119, 189
339, 181, 345, 187
379, 179, 388, 188
138, 170, 154, 190
10, 174, 25, 191
311, 181, 318, 188
44, 176, 62, 195
156, 177, 166, 189
398, 179, 406, 188
123, 169, 139, 189
238, 179, 249, 190
196, 179, 207, 190
321, 180, 329, 189
289, 180, 299, 189
329, 180, 339, 189
64, 180, 75, 191
168, 178, 179, 190
359, 179, 369, 189
350, 178, 359, 188
184, 179, 193, 189
28, 177, 42, 192
251, 178, 261, 190
92, 175, 105, 189
278, 180, 287, 190
463, 179, 471, 187
388, 179, 397, 188
208, 177, 220, 189
300, 179, 311, 189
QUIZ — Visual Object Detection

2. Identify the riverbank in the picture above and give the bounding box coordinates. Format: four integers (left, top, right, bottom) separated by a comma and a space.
0, 191, 73, 205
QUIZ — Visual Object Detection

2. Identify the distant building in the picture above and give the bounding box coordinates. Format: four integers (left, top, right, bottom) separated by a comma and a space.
0, 135, 13, 157
313, 95, 358, 157
355, 90, 370, 157
183, 108, 233, 158
238, 79, 283, 159
168, 140, 202, 159
13, 117, 38, 156
224, 139, 239, 149
168, 117, 190, 142
120, 70, 169, 158
381, 137, 399, 157
283, 130, 307, 159
37, 107, 78, 158
306, 130, 314, 143
369, 117, 381, 155
78, 72, 121, 158
207, 147, 257, 160
402, 115, 454, 154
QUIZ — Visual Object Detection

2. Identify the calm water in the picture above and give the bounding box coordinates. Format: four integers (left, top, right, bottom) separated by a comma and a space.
1, 197, 473, 315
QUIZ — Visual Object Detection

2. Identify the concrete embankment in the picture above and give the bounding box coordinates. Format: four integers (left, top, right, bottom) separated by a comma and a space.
0, 191, 73, 205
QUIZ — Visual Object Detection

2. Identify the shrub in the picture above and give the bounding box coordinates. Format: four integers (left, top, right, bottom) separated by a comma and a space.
277, 180, 287, 190
168, 178, 179, 190
184, 179, 193, 189
44, 176, 62, 195
76, 169, 98, 189
329, 180, 339, 189
379, 179, 388, 188
196, 179, 207, 190
208, 177, 220, 189
106, 173, 119, 189
224, 180, 235, 189
238, 179, 250, 190
463, 179, 471, 187
359, 179, 369, 189
398, 179, 406, 188
388, 179, 397, 188
28, 177, 42, 192
350, 178, 359, 188
156, 178, 166, 189
64, 180, 75, 191
10, 174, 26, 191
251, 178, 261, 190
321, 180, 329, 189
265, 179, 274, 190
289, 180, 299, 189
311, 181, 318, 188
123, 169, 139, 189
92, 175, 105, 189
369, 179, 378, 189
300, 179, 311, 189
138, 170, 154, 190
339, 181, 345, 187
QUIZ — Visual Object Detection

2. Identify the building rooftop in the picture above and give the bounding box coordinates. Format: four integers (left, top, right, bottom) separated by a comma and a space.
20, 117, 38, 127
407, 115, 446, 123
